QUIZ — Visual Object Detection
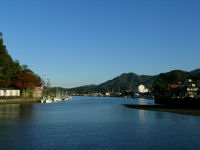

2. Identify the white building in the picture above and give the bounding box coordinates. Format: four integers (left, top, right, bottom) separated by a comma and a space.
138, 85, 149, 93
105, 92, 111, 96
0, 89, 20, 97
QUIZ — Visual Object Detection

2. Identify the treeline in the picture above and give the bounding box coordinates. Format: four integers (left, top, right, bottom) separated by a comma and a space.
152, 70, 200, 94
0, 32, 42, 96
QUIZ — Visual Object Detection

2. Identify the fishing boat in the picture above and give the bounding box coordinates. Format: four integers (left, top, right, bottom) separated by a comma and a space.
53, 86, 62, 102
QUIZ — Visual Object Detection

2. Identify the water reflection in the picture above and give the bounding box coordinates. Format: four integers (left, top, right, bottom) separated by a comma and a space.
0, 104, 21, 119
136, 98, 155, 105
0, 104, 34, 124
138, 109, 146, 122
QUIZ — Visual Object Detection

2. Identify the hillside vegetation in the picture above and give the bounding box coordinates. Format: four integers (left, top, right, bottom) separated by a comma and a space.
153, 70, 200, 93
68, 70, 200, 94
0, 32, 42, 97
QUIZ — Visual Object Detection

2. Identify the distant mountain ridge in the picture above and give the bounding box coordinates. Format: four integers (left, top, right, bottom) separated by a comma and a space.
68, 69, 200, 94
98, 73, 156, 91
68, 72, 157, 94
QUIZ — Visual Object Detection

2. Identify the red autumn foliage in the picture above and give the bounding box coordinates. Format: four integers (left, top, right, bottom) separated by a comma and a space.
14, 72, 37, 89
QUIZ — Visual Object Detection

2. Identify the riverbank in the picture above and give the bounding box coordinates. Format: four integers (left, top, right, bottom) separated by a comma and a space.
0, 98, 41, 104
124, 104, 200, 116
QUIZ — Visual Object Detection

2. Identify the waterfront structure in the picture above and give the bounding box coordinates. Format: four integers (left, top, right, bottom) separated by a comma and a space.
154, 79, 200, 104
105, 92, 111, 96
32, 85, 43, 98
134, 85, 152, 99
167, 79, 199, 99
0, 89, 20, 97
138, 85, 149, 94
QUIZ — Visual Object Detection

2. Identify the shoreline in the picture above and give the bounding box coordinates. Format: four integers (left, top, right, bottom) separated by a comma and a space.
124, 104, 200, 116
0, 98, 41, 104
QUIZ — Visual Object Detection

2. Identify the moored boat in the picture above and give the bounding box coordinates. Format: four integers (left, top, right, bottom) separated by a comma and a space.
63, 96, 72, 101
41, 96, 53, 103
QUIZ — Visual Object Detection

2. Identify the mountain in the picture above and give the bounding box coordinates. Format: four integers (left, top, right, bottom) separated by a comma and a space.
68, 69, 200, 94
67, 73, 157, 94
99, 73, 156, 91
191, 69, 200, 74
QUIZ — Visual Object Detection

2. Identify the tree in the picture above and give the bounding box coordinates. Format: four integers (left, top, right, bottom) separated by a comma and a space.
152, 70, 192, 93
13, 71, 41, 97
0, 33, 42, 97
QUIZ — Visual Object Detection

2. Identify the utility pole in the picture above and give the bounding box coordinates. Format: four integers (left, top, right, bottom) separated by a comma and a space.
46, 79, 50, 96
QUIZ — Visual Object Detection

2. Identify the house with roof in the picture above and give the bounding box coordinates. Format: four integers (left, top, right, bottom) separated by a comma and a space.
32, 85, 43, 98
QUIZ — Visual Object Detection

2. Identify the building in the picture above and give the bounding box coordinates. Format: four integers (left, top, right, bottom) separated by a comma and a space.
32, 85, 43, 98
0, 89, 20, 97
166, 79, 199, 99
155, 79, 200, 104
105, 92, 111, 96
138, 85, 149, 94
185, 80, 198, 98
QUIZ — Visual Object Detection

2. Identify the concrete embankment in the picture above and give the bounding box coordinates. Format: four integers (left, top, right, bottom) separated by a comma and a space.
0, 98, 41, 104
124, 104, 200, 116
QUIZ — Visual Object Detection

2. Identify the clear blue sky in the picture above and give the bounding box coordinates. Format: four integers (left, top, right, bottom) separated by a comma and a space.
0, 0, 200, 88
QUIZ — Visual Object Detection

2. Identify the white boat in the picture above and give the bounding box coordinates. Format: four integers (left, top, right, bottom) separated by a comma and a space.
41, 79, 53, 103
53, 97, 62, 102
41, 96, 53, 103
63, 96, 72, 101
41, 97, 46, 103
53, 86, 63, 102
45, 98, 53, 103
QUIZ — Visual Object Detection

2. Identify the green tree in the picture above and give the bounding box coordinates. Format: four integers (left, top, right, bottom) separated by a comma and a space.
0, 32, 42, 97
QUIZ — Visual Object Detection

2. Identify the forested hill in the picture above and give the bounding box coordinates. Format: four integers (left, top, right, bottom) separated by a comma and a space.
67, 73, 157, 94
98, 73, 156, 91
68, 70, 200, 94
191, 69, 200, 74
153, 70, 200, 92
0, 32, 42, 91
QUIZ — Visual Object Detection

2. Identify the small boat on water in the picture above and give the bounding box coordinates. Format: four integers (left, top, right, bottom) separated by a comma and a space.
53, 86, 63, 102
41, 95, 72, 103
53, 97, 62, 102
46, 98, 53, 103
41, 96, 53, 103
63, 96, 72, 101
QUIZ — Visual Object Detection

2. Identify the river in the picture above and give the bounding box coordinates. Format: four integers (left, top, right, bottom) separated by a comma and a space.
0, 96, 200, 150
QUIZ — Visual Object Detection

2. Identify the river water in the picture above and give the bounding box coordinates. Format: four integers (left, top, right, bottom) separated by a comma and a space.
0, 96, 200, 150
